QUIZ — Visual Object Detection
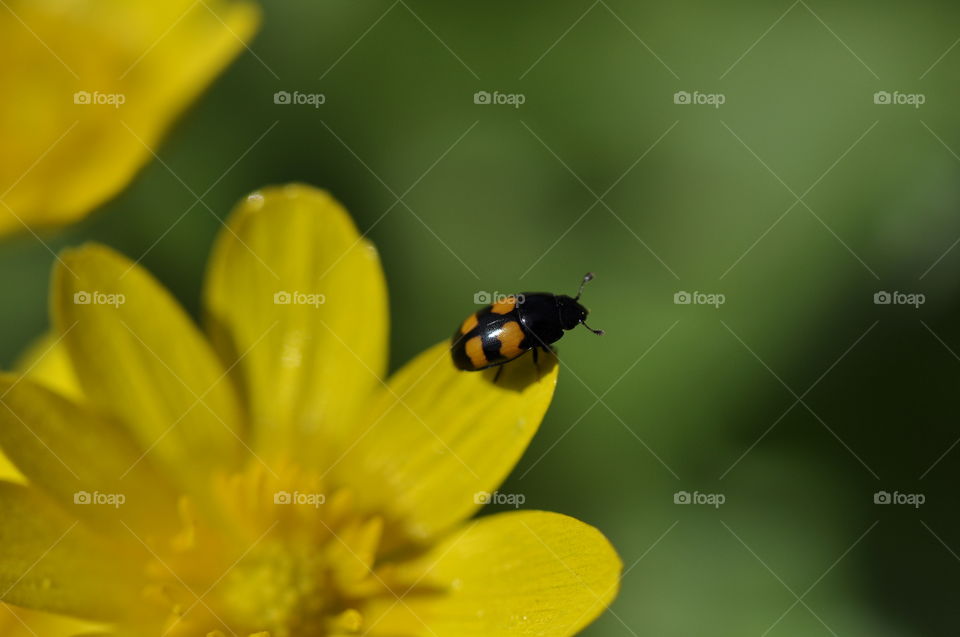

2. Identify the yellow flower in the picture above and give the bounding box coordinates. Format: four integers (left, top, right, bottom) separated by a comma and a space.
0, 0, 260, 234
0, 184, 621, 636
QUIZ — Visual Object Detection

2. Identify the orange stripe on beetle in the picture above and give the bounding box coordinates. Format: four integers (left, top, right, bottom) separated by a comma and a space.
497, 321, 525, 359
465, 335, 487, 368
459, 313, 479, 334
490, 296, 517, 314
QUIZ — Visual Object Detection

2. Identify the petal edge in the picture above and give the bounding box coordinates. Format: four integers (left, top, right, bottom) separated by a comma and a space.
365, 510, 622, 636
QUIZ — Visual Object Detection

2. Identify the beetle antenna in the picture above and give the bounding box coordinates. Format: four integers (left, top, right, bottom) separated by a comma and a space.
581, 321, 604, 336
575, 272, 595, 300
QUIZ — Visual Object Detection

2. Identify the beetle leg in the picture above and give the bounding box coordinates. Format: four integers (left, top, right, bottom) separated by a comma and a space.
493, 365, 504, 383
532, 346, 541, 381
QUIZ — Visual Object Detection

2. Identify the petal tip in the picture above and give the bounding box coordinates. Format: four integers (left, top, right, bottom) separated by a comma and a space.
57, 242, 124, 269
228, 183, 356, 233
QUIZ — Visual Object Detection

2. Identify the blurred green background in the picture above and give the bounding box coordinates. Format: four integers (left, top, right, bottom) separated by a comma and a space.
3, 0, 960, 634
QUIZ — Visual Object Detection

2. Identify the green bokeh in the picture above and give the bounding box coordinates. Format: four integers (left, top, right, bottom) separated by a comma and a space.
3, 1, 960, 634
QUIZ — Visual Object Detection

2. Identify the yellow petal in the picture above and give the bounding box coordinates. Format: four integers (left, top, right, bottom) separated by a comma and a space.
364, 511, 622, 636
0, 0, 259, 233
0, 375, 179, 535
0, 332, 82, 486
13, 332, 83, 401
336, 341, 558, 543
0, 450, 22, 484
0, 605, 102, 637
0, 482, 145, 621
325, 516, 383, 588
52, 244, 244, 490
204, 185, 388, 462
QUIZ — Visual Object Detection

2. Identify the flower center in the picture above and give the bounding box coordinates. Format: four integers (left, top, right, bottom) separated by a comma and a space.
219, 539, 329, 636
145, 464, 387, 637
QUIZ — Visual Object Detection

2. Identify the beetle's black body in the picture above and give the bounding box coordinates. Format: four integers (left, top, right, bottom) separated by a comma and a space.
450, 273, 602, 375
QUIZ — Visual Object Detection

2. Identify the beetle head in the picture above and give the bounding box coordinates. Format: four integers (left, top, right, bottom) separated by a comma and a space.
558, 273, 603, 334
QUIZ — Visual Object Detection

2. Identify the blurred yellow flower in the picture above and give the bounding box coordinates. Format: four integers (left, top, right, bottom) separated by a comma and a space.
0, 185, 621, 636
0, 0, 260, 234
